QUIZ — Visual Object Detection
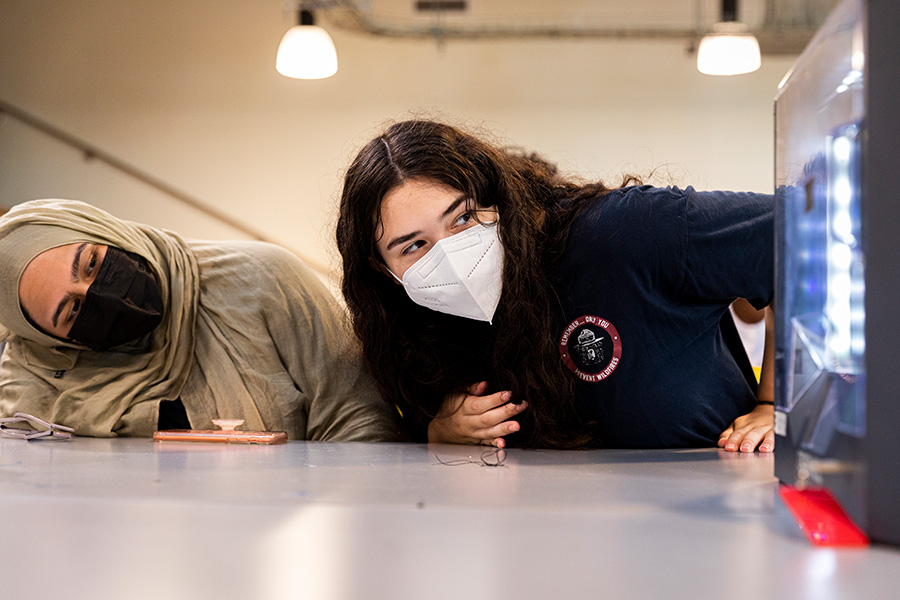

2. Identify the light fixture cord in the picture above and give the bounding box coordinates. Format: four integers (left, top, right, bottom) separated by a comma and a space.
722, 0, 737, 22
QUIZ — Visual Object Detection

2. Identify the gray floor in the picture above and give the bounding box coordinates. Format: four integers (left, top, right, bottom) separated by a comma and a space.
1, 438, 898, 600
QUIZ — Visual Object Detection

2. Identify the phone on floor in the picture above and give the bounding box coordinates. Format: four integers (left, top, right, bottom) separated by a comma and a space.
153, 429, 288, 445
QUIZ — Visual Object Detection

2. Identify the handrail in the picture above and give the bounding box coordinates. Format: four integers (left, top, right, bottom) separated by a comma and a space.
0, 98, 333, 278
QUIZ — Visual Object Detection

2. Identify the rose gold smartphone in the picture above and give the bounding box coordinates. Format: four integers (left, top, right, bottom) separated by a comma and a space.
153, 429, 288, 445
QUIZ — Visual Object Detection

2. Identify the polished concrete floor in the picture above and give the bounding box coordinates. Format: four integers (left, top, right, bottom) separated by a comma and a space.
0, 438, 898, 600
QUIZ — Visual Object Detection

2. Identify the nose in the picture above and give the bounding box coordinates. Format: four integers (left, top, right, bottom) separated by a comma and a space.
71, 278, 94, 298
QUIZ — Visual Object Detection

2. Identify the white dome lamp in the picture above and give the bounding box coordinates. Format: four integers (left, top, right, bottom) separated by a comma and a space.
697, 0, 761, 76
276, 8, 338, 79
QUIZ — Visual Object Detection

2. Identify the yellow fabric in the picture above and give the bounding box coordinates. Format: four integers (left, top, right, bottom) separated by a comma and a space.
0, 199, 399, 440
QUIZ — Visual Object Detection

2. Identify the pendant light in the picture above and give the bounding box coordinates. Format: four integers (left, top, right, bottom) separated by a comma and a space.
276, 9, 338, 79
697, 0, 761, 76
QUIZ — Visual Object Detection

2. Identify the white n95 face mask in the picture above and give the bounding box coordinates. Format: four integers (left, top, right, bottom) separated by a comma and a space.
392, 222, 504, 323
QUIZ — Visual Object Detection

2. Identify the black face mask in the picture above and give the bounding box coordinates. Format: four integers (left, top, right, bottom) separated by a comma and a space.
67, 247, 164, 352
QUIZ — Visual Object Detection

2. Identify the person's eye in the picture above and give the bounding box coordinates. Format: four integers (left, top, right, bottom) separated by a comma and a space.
453, 212, 472, 228
69, 298, 82, 322
87, 252, 97, 275
402, 240, 426, 256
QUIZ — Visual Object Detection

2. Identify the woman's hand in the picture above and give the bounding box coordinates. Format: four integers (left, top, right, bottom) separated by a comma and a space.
718, 403, 774, 453
427, 381, 528, 448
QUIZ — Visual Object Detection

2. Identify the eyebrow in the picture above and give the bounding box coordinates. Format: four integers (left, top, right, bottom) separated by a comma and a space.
440, 195, 468, 220
70, 243, 88, 283
51, 293, 72, 329
385, 195, 468, 251
51, 243, 88, 328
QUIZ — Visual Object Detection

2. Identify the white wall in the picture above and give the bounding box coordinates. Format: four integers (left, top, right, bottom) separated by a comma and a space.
0, 0, 798, 277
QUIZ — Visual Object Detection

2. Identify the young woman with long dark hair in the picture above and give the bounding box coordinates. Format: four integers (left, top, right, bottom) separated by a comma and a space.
337, 119, 774, 451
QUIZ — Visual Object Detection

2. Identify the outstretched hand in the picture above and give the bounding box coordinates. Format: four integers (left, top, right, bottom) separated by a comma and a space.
427, 381, 528, 448
718, 403, 774, 453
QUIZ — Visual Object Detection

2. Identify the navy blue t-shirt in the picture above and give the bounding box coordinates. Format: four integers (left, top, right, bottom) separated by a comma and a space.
554, 186, 774, 448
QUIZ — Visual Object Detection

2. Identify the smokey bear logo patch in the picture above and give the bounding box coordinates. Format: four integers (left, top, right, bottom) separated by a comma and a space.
559, 315, 622, 383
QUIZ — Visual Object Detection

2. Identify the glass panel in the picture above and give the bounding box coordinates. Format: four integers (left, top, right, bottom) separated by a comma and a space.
775, 0, 866, 447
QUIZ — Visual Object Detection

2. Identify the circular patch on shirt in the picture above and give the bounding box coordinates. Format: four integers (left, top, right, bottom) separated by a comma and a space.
559, 315, 622, 383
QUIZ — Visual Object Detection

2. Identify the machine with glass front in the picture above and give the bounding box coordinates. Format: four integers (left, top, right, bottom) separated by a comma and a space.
774, 0, 900, 545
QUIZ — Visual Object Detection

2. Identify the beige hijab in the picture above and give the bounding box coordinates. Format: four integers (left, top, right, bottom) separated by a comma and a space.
0, 199, 398, 440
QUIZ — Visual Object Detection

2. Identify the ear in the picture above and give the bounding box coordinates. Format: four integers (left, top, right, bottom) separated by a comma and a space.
368, 256, 402, 285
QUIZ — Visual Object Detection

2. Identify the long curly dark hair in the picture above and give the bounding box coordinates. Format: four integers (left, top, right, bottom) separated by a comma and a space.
336, 120, 637, 448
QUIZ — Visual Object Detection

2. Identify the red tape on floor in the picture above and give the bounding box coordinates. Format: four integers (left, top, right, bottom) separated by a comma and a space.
779, 486, 870, 547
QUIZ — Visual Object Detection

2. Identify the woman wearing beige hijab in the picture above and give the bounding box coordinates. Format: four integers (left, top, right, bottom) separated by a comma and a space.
0, 199, 400, 440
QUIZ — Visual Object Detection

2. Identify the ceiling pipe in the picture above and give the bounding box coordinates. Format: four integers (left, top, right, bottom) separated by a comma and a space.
321, 0, 827, 54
